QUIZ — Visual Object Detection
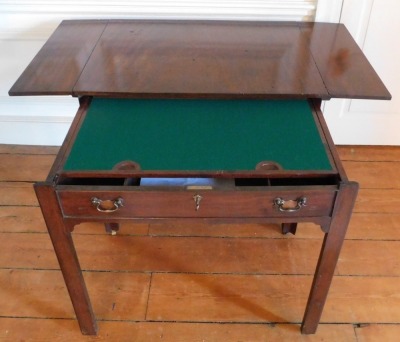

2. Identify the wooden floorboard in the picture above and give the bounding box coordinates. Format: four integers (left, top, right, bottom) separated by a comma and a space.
0, 319, 358, 342
1, 143, 400, 341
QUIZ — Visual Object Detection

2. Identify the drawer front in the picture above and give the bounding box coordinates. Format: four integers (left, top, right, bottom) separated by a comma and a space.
57, 188, 336, 219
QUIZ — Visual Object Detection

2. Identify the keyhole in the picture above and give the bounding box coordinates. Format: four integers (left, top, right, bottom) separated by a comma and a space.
193, 194, 203, 211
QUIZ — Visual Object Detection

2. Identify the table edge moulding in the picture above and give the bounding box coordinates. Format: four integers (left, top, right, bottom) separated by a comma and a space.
9, 19, 391, 336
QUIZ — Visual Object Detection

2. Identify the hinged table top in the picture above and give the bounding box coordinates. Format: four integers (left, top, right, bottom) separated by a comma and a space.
9, 20, 391, 100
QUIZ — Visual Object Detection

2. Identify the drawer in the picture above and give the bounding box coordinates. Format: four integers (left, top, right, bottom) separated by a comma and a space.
57, 187, 337, 219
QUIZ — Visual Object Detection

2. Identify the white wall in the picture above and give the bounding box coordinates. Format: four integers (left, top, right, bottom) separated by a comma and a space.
321, 0, 400, 145
1, 1, 317, 145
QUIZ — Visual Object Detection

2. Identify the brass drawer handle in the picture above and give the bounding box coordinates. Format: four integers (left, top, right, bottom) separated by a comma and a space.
274, 197, 307, 212
91, 197, 124, 213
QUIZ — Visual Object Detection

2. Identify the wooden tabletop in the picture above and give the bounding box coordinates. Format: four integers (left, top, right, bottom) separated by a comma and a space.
9, 20, 391, 100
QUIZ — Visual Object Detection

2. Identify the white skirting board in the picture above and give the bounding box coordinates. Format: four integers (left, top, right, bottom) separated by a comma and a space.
0, 96, 78, 146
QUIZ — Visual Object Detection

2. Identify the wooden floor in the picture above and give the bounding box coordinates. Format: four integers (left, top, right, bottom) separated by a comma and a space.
1, 144, 400, 341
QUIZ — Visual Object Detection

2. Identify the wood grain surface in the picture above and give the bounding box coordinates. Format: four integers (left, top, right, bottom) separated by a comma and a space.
9, 20, 391, 100
9, 21, 107, 96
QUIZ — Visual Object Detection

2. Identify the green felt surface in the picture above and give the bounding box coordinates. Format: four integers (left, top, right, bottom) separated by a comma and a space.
64, 98, 332, 172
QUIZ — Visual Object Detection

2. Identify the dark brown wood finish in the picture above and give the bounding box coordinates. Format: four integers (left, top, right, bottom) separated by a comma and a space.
301, 181, 358, 334
302, 23, 391, 100
73, 20, 327, 99
9, 20, 390, 100
282, 222, 298, 235
57, 187, 337, 219
9, 21, 107, 96
34, 183, 98, 335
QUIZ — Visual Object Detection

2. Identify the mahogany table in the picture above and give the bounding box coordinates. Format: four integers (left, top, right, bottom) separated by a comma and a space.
9, 20, 390, 335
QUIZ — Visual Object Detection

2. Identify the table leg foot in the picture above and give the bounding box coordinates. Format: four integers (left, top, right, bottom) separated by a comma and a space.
105, 222, 120, 235
281, 222, 297, 235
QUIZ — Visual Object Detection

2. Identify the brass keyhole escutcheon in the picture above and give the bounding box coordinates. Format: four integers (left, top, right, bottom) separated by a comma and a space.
193, 194, 203, 211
